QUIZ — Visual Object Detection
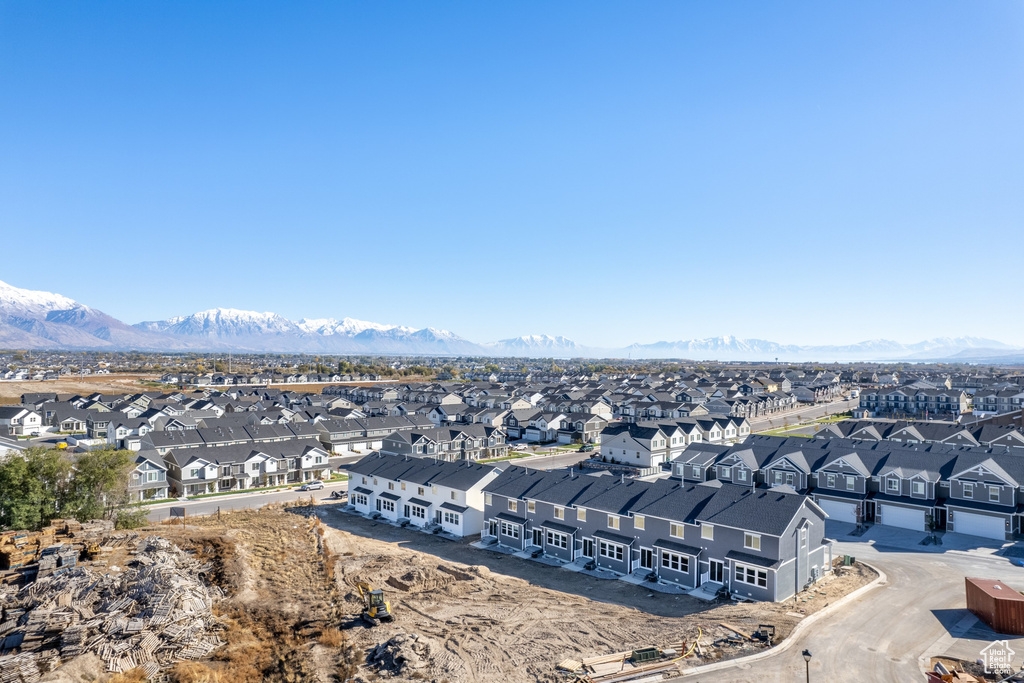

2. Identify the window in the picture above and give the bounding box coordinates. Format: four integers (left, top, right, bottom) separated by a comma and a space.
826, 474, 836, 488
963, 482, 974, 499
598, 541, 623, 561
577, 508, 587, 522
608, 515, 620, 530
443, 511, 460, 525
554, 506, 564, 520
887, 478, 899, 492
912, 481, 925, 496
546, 531, 568, 549
508, 500, 518, 513
737, 469, 747, 482
633, 515, 645, 530
250, 462, 260, 472
450, 491, 457, 501
354, 494, 368, 506
411, 506, 426, 519
361, 476, 368, 484
661, 551, 689, 573
744, 533, 761, 551
485, 493, 492, 506
500, 521, 520, 539
418, 486, 425, 496
379, 500, 395, 513
670, 523, 684, 539
432, 485, 438, 494
387, 482, 394, 490
734, 564, 768, 588
990, 486, 1000, 502
701, 524, 714, 540
190, 468, 200, 478
528, 501, 536, 513
846, 476, 856, 491
400, 482, 406, 490
373, 478, 378, 485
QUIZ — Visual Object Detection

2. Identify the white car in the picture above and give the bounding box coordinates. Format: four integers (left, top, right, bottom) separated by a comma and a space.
511, 444, 528, 452
298, 481, 325, 491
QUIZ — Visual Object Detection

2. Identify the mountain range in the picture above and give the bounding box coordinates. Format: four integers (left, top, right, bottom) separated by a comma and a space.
0, 279, 1021, 362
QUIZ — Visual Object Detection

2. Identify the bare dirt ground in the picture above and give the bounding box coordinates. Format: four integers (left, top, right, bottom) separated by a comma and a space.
306, 504, 876, 683
39, 504, 873, 683
0, 374, 162, 403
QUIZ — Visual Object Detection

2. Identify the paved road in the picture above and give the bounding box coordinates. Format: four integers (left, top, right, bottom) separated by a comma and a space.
685, 528, 1024, 682
750, 398, 858, 432
145, 480, 349, 522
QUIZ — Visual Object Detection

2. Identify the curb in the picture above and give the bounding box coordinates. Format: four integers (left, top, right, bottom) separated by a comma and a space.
672, 560, 888, 678
145, 481, 349, 510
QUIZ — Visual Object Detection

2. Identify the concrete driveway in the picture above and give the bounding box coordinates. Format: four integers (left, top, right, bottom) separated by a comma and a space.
684, 523, 1024, 682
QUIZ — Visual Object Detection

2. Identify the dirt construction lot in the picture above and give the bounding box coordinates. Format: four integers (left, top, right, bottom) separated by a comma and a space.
124, 502, 872, 683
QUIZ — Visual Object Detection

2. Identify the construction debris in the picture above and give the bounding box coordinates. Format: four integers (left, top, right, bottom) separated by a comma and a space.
0, 519, 115, 584
367, 632, 435, 676
0, 536, 224, 682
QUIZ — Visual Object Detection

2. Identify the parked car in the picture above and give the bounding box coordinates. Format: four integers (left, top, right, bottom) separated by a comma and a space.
578, 444, 594, 452
511, 444, 528, 452
298, 481, 325, 491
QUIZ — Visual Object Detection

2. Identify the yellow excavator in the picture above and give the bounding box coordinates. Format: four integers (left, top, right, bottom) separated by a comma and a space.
356, 581, 393, 625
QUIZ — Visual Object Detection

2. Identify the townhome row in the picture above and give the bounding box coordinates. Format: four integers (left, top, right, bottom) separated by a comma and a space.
162, 439, 332, 496
817, 419, 1024, 449
482, 465, 828, 602
343, 453, 829, 602
599, 416, 751, 468
858, 388, 970, 418
672, 434, 1024, 541
346, 453, 500, 536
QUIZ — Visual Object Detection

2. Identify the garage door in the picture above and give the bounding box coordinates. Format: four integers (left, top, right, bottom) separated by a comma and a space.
878, 504, 925, 531
818, 499, 858, 524
953, 512, 1005, 540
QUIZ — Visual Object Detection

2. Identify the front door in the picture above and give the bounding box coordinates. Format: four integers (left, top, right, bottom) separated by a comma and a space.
404, 505, 410, 518
489, 520, 498, 537
709, 559, 724, 584
533, 528, 543, 547
640, 548, 653, 570
582, 538, 594, 558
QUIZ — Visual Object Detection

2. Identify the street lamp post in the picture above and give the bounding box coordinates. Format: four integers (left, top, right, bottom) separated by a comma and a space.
802, 650, 812, 682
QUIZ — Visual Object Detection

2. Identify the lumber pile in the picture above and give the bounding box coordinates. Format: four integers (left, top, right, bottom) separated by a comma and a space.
0, 519, 114, 577
0, 536, 224, 681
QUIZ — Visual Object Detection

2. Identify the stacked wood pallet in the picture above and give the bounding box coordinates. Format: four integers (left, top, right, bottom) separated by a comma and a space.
0, 536, 225, 681
0, 520, 113, 574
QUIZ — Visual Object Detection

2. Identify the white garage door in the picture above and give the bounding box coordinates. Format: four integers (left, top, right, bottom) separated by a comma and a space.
818, 499, 858, 524
953, 512, 1005, 540
878, 504, 925, 531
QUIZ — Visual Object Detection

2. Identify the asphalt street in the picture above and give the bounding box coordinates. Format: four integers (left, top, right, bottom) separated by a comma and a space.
750, 398, 859, 432
684, 527, 1024, 682
145, 480, 349, 522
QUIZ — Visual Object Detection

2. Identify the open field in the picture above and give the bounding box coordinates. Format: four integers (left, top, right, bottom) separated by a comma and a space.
0, 374, 163, 403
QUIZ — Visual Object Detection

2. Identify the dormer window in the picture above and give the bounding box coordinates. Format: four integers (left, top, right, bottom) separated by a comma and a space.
912, 481, 925, 496
990, 486, 1000, 502
887, 478, 899, 492
963, 482, 974, 498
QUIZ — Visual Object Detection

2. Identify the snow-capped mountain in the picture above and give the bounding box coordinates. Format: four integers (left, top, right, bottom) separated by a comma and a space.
0, 280, 190, 350
1, 279, 1022, 359
134, 308, 484, 354
137, 308, 300, 338
295, 317, 414, 337
485, 334, 587, 358
620, 336, 1015, 361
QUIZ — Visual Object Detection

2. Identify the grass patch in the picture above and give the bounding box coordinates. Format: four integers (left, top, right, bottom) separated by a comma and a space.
479, 452, 536, 463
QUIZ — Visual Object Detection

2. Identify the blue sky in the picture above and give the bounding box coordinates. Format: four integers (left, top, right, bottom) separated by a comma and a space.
1, 1, 1022, 347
